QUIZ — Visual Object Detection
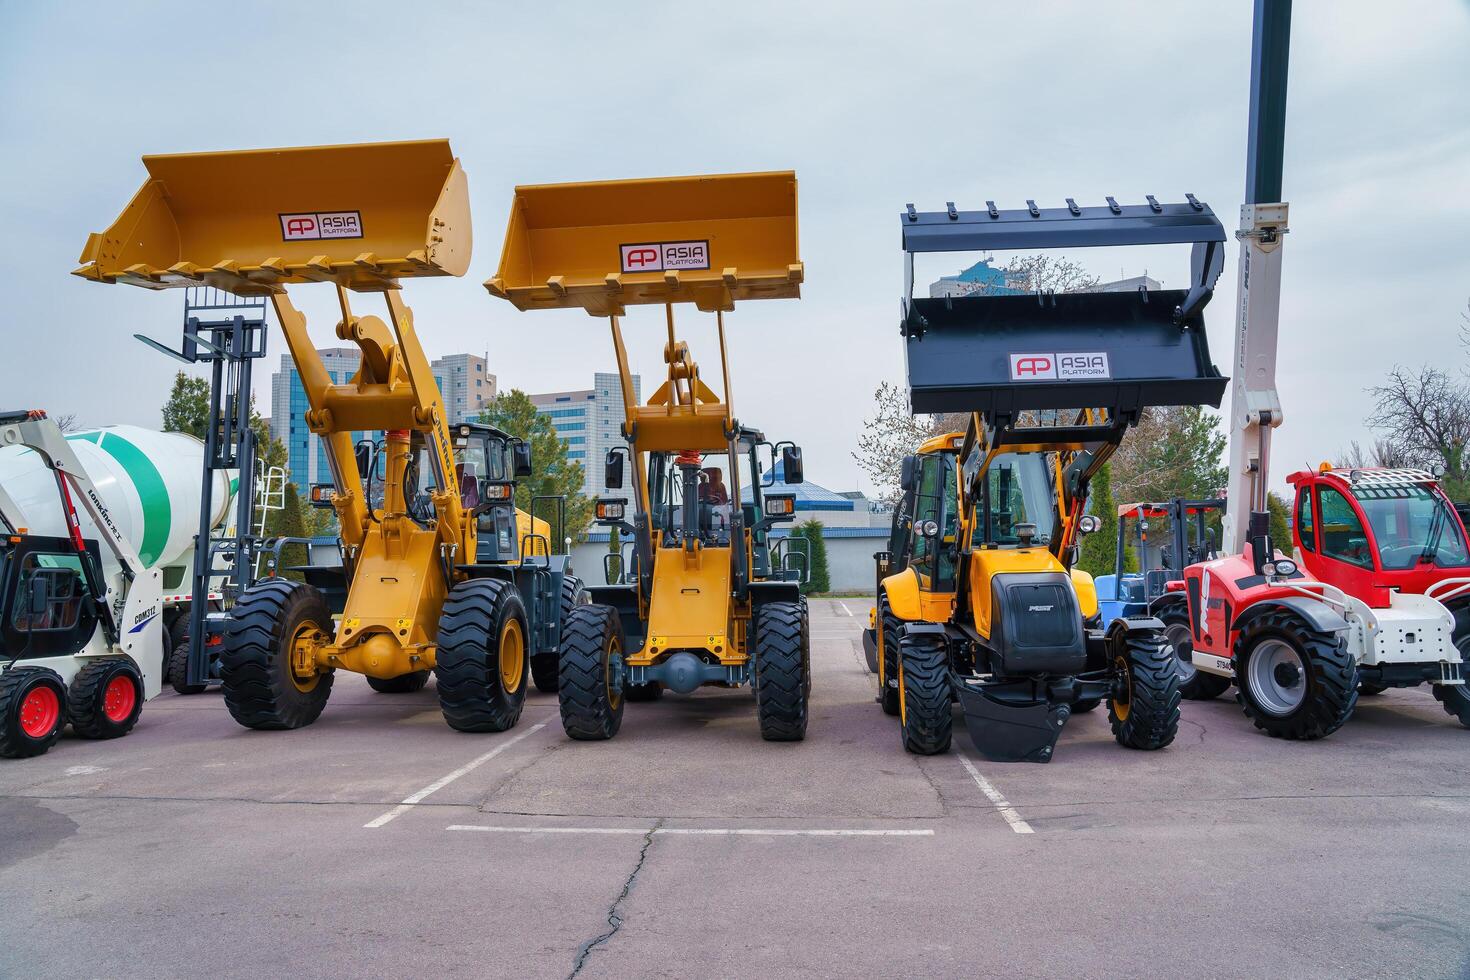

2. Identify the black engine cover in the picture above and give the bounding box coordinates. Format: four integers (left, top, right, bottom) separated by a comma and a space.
989, 572, 1085, 676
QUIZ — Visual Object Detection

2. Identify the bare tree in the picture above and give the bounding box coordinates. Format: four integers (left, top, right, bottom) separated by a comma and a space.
1336, 438, 1415, 469
1366, 365, 1470, 483
52, 414, 79, 433
853, 382, 967, 503
1000, 253, 1103, 294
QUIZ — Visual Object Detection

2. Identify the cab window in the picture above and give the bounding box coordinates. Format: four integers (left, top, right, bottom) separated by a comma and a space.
1296, 490, 1316, 553
1318, 486, 1370, 567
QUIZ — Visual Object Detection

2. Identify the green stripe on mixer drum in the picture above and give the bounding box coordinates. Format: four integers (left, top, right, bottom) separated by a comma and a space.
68, 431, 171, 566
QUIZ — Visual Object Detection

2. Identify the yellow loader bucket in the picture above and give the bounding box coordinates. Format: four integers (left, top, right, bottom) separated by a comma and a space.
74, 139, 470, 294
486, 171, 801, 315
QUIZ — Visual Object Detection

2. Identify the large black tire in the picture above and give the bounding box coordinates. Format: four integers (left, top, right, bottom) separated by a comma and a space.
435, 579, 530, 733
1235, 610, 1357, 740
168, 637, 208, 695
534, 575, 589, 694
367, 671, 429, 694
799, 596, 812, 699
877, 593, 902, 717
754, 601, 808, 742
1159, 603, 1232, 700
1432, 602, 1470, 727
898, 630, 952, 755
0, 667, 67, 759
220, 580, 335, 731
1109, 631, 1182, 750
69, 657, 144, 740
558, 604, 625, 740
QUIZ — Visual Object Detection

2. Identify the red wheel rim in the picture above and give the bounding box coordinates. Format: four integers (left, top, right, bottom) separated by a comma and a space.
103, 675, 137, 723
19, 685, 61, 738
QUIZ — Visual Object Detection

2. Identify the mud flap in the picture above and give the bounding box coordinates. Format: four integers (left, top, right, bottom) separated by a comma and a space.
861, 628, 878, 673
957, 683, 1070, 763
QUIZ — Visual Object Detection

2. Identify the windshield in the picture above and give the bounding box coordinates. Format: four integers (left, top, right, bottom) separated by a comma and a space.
1349, 484, 1470, 570
651, 450, 753, 546
975, 452, 1057, 546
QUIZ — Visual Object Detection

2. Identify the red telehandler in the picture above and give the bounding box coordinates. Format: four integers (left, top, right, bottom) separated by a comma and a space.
1151, 0, 1470, 738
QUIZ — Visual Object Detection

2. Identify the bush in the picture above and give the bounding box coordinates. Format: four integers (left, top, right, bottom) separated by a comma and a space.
791, 519, 830, 594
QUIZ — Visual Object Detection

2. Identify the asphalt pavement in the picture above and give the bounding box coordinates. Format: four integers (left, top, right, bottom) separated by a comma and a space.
2, 599, 1468, 979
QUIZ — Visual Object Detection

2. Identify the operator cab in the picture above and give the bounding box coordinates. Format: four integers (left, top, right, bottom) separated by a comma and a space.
450, 423, 532, 563
1290, 466, 1470, 603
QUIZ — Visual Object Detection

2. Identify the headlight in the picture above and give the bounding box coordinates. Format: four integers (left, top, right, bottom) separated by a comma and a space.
483, 483, 512, 501
1078, 514, 1102, 534
596, 498, 626, 522
766, 494, 795, 517
919, 520, 940, 537
1269, 558, 1297, 577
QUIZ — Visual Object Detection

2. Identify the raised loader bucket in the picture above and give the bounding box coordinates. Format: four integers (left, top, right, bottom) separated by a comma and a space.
486, 171, 801, 315
74, 140, 470, 294
900, 198, 1228, 415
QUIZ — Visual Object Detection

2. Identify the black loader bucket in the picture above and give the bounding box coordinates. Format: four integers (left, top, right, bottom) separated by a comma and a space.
899, 198, 1228, 416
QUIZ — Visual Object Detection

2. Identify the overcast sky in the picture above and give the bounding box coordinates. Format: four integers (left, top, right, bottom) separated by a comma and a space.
2, 1, 1467, 497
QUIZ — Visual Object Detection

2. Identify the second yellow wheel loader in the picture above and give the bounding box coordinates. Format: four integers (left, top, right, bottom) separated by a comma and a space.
487, 171, 811, 741
76, 139, 582, 734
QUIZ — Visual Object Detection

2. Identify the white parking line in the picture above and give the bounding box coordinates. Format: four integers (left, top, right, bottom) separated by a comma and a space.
364, 723, 546, 829
448, 825, 934, 838
836, 601, 854, 617
958, 755, 1034, 834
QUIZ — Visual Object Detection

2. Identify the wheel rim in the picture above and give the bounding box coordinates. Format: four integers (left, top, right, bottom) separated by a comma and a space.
102, 675, 136, 722
1247, 638, 1308, 716
1165, 623, 1195, 683
1112, 655, 1132, 721
605, 635, 623, 710
288, 623, 324, 693
499, 618, 524, 694
19, 685, 60, 738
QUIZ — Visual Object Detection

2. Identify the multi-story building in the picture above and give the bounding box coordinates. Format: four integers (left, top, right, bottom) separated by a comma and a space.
928, 258, 1023, 298
270, 349, 494, 489
270, 347, 366, 490
529, 372, 642, 498
431, 353, 496, 423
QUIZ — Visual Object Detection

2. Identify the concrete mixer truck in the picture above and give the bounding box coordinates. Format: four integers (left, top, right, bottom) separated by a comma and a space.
0, 411, 233, 758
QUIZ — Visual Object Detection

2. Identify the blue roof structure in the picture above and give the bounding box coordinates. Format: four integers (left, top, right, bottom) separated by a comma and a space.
741, 466, 855, 513
934, 259, 1022, 295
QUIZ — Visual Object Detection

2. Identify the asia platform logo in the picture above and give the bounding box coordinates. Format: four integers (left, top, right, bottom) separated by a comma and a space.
1008, 352, 1111, 381
619, 240, 711, 274
279, 210, 365, 241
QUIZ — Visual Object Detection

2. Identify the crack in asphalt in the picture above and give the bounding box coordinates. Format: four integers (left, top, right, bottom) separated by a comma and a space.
568, 818, 662, 979
1179, 716, 1208, 744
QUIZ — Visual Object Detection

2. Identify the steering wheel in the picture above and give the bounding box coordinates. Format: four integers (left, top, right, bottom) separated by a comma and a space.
1379, 542, 1426, 565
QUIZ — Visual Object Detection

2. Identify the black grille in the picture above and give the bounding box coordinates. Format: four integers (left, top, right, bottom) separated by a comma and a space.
1008, 583, 1076, 647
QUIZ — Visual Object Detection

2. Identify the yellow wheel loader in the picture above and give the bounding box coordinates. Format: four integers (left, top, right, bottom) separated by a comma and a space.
875, 197, 1231, 762
76, 140, 582, 734
486, 171, 811, 741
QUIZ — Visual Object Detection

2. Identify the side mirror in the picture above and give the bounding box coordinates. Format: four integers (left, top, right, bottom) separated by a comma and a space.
28, 574, 51, 616
605, 449, 624, 490
354, 441, 373, 478
899, 455, 919, 494
781, 444, 804, 485
513, 439, 533, 478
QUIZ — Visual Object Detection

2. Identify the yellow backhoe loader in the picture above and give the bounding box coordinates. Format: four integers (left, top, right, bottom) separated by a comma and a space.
76, 139, 583, 733
875, 196, 1232, 761
486, 171, 811, 741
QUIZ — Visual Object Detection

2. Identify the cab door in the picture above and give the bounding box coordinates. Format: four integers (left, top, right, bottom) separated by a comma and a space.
0, 535, 101, 660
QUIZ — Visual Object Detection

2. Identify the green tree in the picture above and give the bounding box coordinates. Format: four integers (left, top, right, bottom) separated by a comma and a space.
791, 519, 830, 594
271, 484, 311, 581
480, 389, 593, 544
1078, 462, 1120, 578
161, 372, 211, 438
1267, 491, 1294, 559
1111, 406, 1229, 503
